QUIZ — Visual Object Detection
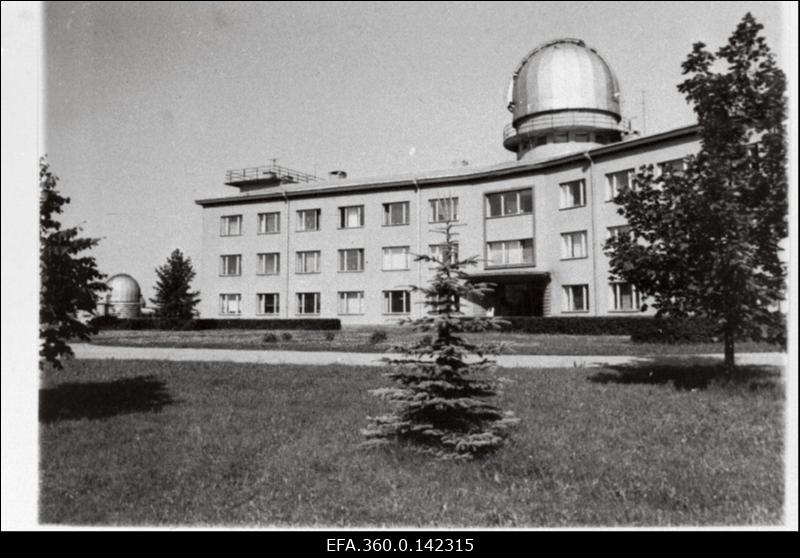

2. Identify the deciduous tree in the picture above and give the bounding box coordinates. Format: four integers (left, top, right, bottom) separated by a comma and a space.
606, 13, 787, 372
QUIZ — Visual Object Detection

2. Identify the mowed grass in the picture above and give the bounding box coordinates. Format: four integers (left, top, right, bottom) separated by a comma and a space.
40, 359, 784, 527
90, 327, 780, 355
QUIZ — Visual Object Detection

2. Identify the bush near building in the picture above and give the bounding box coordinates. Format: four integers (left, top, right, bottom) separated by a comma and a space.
90, 316, 341, 331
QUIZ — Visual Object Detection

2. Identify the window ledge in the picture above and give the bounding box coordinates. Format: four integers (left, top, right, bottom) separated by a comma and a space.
382, 223, 410, 227
562, 310, 590, 314
560, 256, 588, 261
382, 268, 411, 272
338, 270, 365, 273
257, 231, 281, 235
559, 205, 586, 211
485, 212, 533, 220
484, 264, 536, 270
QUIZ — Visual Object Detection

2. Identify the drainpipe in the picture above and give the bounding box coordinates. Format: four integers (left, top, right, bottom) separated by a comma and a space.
414, 179, 422, 319
283, 190, 290, 318
584, 151, 599, 316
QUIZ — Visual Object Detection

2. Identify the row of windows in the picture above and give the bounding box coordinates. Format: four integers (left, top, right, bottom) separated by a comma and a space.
218, 290, 413, 316
218, 225, 637, 276
559, 157, 689, 209
220, 199, 457, 237
218, 282, 640, 315
218, 238, 534, 277
562, 283, 641, 312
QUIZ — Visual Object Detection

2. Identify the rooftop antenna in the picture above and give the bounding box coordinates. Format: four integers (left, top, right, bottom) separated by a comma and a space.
640, 90, 647, 135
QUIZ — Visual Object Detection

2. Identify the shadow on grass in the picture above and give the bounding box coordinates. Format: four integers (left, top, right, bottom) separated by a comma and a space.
40, 375, 175, 423
588, 357, 782, 391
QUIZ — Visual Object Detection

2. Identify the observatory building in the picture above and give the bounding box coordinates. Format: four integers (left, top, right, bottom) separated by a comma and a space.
97, 273, 143, 319
195, 38, 700, 323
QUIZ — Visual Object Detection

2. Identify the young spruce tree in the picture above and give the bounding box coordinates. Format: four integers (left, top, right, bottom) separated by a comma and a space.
363, 221, 519, 460
150, 249, 200, 322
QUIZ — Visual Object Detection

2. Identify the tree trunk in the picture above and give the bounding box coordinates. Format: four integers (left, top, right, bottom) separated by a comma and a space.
723, 330, 735, 374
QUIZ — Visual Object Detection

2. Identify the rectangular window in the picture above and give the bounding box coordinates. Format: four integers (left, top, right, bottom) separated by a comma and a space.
339, 205, 364, 229
338, 291, 364, 315
607, 225, 632, 240
256, 293, 280, 315
574, 132, 591, 142
486, 239, 534, 267
219, 254, 241, 276
605, 169, 634, 201
553, 133, 569, 143
219, 293, 241, 315
382, 246, 410, 270
560, 179, 585, 209
383, 201, 410, 226
561, 231, 588, 259
338, 248, 364, 272
296, 209, 321, 231
563, 284, 589, 312
486, 189, 533, 217
257, 212, 280, 234
430, 242, 459, 264
220, 215, 242, 236
429, 197, 459, 222
296, 292, 321, 315
610, 282, 640, 311
383, 290, 411, 314
658, 158, 687, 176
257, 252, 280, 275
295, 251, 321, 274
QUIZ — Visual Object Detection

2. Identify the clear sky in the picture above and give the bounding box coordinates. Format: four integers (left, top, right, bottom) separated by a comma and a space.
44, 1, 788, 300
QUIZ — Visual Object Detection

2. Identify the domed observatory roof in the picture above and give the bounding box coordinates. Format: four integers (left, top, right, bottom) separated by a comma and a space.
504, 38, 623, 161
107, 273, 141, 303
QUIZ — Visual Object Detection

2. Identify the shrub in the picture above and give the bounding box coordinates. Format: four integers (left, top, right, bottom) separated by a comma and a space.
324, 331, 336, 341
281, 332, 293, 342
262, 333, 278, 343
369, 330, 387, 344
89, 317, 340, 331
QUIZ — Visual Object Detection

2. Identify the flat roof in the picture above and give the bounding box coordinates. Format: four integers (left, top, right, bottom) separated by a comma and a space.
196, 124, 699, 207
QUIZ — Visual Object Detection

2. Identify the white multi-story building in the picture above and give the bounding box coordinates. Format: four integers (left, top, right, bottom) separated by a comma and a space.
195, 38, 700, 324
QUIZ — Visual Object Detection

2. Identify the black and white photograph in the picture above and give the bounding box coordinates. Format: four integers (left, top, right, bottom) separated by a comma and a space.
1, 1, 797, 535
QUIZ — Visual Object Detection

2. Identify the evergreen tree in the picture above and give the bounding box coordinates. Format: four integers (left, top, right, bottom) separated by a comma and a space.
362, 222, 519, 460
39, 158, 107, 369
150, 249, 200, 321
606, 13, 787, 372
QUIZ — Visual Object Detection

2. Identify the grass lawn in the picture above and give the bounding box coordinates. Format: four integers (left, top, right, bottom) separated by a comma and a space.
39, 359, 784, 526
90, 327, 781, 356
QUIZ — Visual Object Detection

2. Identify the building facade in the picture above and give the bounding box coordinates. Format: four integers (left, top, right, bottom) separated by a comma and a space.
195, 38, 701, 324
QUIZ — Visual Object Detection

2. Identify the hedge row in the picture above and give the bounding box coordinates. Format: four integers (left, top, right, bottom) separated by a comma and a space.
499, 316, 718, 343
90, 316, 341, 331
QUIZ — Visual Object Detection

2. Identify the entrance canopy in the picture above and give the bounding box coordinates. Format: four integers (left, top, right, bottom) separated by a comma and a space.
466, 271, 550, 317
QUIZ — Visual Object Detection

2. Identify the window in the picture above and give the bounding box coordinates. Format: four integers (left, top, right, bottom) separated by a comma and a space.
296, 251, 321, 274
605, 169, 634, 200
383, 201, 409, 226
534, 135, 547, 147
574, 132, 590, 142
257, 253, 280, 275
296, 292, 320, 315
486, 239, 534, 267
563, 284, 589, 312
561, 231, 588, 259
559, 179, 585, 209
382, 246, 410, 270
486, 189, 533, 217
430, 242, 459, 264
219, 293, 241, 315
429, 197, 459, 222
338, 291, 364, 315
658, 158, 687, 176
256, 293, 280, 315
219, 254, 241, 276
339, 205, 364, 229
258, 212, 280, 234
220, 215, 242, 236
610, 282, 640, 311
607, 225, 632, 240
338, 248, 364, 272
296, 209, 320, 231
553, 133, 569, 143
383, 290, 411, 314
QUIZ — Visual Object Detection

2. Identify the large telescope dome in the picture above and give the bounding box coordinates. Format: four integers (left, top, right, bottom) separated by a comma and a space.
504, 38, 623, 161
98, 273, 143, 318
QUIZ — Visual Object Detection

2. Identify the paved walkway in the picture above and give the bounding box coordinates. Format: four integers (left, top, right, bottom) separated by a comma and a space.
72, 344, 787, 369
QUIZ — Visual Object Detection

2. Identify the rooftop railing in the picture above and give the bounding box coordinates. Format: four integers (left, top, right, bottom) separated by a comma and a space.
225, 163, 320, 185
